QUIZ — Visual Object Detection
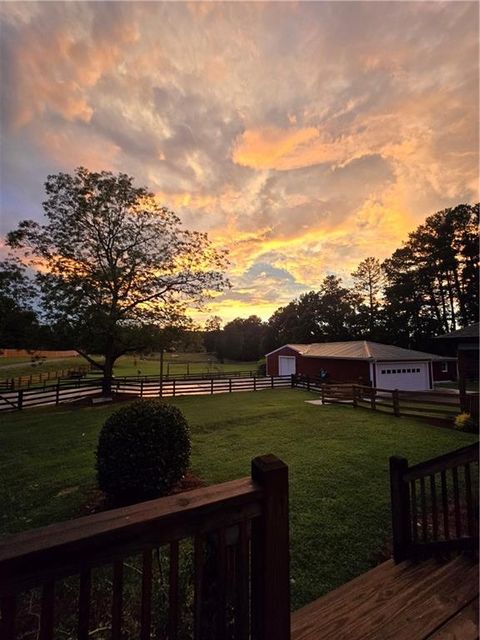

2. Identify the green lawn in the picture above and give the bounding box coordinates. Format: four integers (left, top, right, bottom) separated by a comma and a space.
0, 389, 476, 610
0, 356, 85, 379
111, 353, 258, 377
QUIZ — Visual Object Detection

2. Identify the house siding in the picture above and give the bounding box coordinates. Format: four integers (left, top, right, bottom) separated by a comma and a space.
432, 360, 457, 381
266, 347, 371, 384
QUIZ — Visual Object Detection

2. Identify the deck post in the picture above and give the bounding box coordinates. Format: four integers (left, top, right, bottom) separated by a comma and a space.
390, 456, 411, 563
352, 385, 358, 408
251, 455, 290, 640
290, 374, 295, 388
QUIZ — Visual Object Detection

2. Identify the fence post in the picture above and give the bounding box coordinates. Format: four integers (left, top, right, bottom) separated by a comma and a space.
140, 380, 144, 399
393, 389, 400, 417
56, 381, 60, 406
321, 384, 325, 404
352, 385, 357, 408
17, 389, 24, 411
290, 374, 295, 388
389, 456, 411, 563
253, 375, 257, 392
370, 387, 376, 411
459, 376, 467, 412
251, 455, 290, 640
307, 376, 310, 392
173, 379, 176, 397
210, 378, 214, 395
271, 375, 274, 389
229, 378, 232, 393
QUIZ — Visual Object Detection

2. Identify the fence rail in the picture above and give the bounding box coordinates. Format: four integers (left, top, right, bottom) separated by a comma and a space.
0, 364, 92, 391
0, 455, 291, 640
390, 443, 479, 563
292, 375, 479, 423
0, 375, 293, 413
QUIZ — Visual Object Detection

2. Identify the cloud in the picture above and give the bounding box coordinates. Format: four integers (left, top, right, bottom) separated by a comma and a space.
0, 1, 478, 321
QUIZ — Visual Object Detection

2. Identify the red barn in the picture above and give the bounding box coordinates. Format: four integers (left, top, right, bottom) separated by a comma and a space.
266, 341, 456, 391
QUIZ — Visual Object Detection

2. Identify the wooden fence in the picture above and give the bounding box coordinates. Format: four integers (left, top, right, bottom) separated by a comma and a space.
0, 375, 292, 413
0, 365, 92, 391
292, 375, 478, 423
0, 455, 291, 640
390, 443, 479, 563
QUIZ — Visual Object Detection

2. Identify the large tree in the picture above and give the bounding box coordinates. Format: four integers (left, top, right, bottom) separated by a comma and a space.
351, 257, 384, 337
382, 203, 479, 346
219, 315, 266, 361
7, 167, 229, 391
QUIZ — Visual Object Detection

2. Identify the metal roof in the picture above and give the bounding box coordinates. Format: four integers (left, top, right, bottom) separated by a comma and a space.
435, 323, 479, 340
279, 340, 453, 361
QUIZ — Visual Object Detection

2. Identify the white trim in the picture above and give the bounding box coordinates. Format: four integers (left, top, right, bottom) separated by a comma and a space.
264, 344, 303, 358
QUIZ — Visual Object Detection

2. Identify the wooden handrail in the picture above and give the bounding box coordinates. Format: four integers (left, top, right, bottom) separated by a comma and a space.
390, 444, 479, 563
0, 455, 291, 640
0, 477, 262, 596
404, 443, 478, 481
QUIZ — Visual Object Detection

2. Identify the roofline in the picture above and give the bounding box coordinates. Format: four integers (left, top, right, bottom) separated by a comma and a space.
265, 343, 457, 362
264, 344, 303, 358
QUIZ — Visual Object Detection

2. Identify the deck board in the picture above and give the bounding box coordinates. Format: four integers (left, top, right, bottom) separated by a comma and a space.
291, 555, 478, 640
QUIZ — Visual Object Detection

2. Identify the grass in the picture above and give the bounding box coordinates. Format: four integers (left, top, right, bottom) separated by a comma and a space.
0, 352, 259, 386
0, 356, 85, 379
111, 353, 258, 377
435, 380, 479, 392
1, 389, 476, 610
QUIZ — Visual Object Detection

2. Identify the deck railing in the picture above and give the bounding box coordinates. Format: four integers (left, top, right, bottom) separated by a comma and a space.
390, 443, 479, 563
0, 455, 290, 640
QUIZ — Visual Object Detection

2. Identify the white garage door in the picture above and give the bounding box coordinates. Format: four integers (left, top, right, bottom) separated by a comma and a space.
279, 356, 296, 376
375, 362, 430, 391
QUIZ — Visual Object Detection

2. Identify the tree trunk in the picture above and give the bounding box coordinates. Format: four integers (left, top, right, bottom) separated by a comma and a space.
102, 352, 116, 396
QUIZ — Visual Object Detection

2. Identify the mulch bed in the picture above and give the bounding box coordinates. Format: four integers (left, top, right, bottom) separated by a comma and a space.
78, 471, 206, 516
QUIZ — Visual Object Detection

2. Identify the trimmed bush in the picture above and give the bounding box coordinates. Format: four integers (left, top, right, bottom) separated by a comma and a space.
96, 400, 191, 503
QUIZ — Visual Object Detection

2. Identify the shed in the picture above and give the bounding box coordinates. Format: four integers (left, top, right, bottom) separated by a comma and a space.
435, 323, 479, 382
266, 341, 456, 391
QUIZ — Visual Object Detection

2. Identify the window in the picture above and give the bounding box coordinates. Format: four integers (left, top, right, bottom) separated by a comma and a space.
387, 370, 391, 374
381, 370, 385, 374
407, 369, 411, 373
402, 369, 406, 373
417, 368, 420, 372
441, 362, 448, 373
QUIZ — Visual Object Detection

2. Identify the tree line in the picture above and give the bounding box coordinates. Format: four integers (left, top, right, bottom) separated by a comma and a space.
204, 203, 479, 361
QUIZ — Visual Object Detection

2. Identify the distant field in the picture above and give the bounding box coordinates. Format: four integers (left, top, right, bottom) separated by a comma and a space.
110, 353, 259, 377
0, 356, 85, 379
0, 356, 35, 366
0, 352, 259, 383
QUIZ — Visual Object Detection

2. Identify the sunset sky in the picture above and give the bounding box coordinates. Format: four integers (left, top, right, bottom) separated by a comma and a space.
1, 1, 478, 324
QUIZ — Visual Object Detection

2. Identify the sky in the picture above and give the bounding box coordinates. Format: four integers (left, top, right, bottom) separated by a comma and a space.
0, 1, 478, 325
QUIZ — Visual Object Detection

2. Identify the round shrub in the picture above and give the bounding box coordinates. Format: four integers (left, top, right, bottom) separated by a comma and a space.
96, 400, 191, 503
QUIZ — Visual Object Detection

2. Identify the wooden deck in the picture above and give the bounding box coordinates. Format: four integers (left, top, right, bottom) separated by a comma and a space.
292, 555, 478, 640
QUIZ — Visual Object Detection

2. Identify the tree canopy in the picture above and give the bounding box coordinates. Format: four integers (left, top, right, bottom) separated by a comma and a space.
7, 167, 229, 388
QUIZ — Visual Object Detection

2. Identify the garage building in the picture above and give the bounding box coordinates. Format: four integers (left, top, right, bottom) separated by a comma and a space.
266, 341, 456, 391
